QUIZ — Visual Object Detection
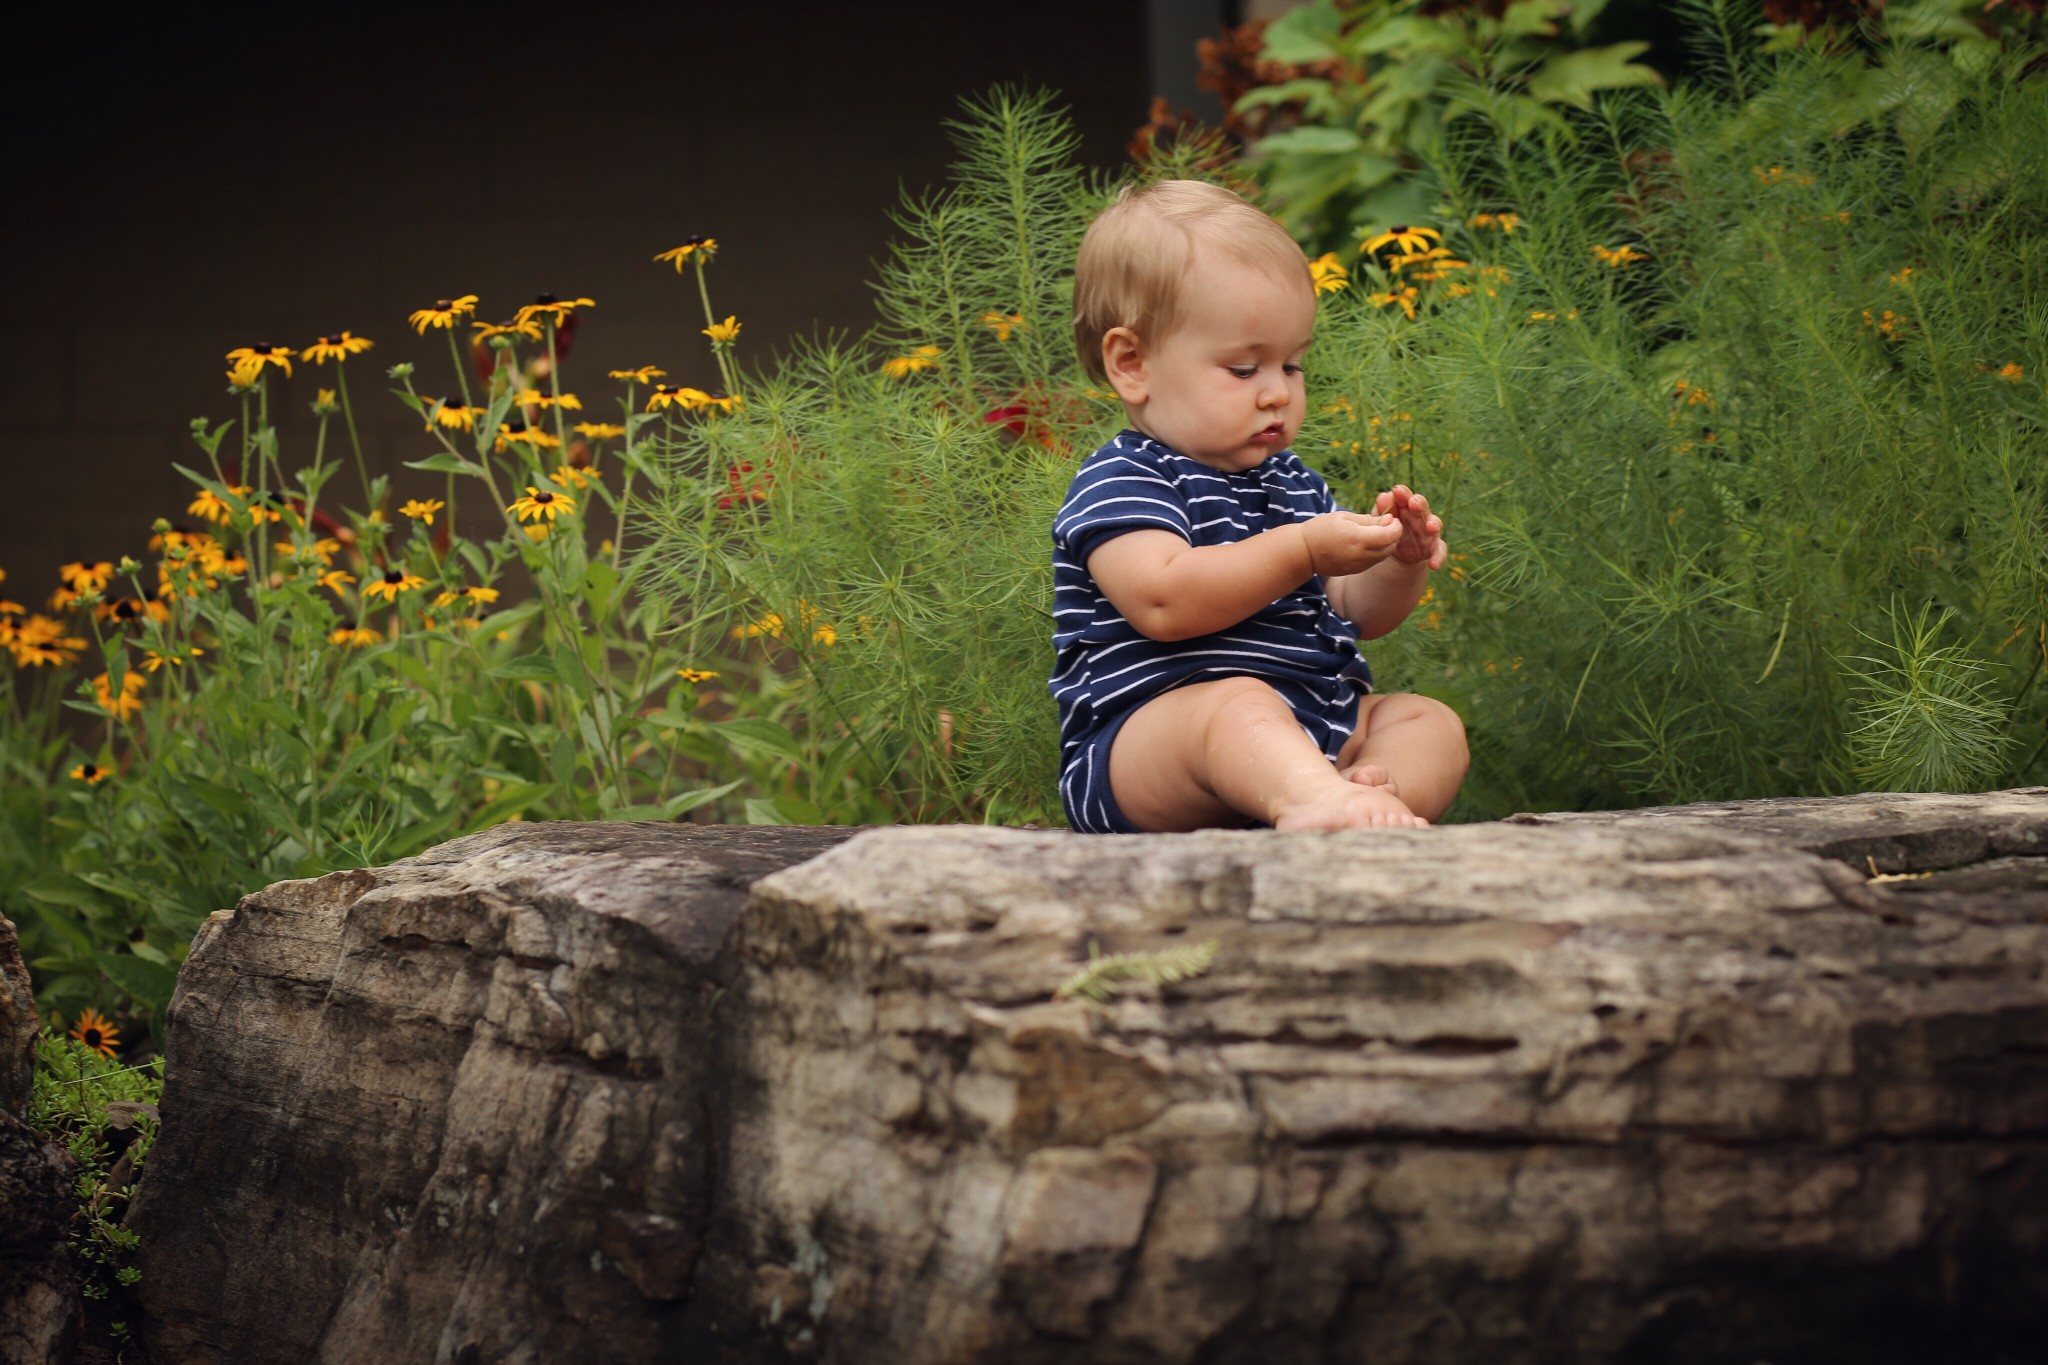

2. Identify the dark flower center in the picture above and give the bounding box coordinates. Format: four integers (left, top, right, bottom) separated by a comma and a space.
435, 299, 453, 310
535, 292, 559, 305
127, 926, 145, 942
684, 235, 707, 247
383, 570, 405, 584
533, 492, 555, 504
1388, 226, 1408, 234
80, 764, 98, 778
113, 600, 138, 619
257, 342, 277, 352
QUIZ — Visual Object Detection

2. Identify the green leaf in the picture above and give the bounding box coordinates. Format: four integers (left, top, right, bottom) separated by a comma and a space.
95, 951, 179, 1015
1260, 0, 1345, 64
1525, 43, 1664, 109
709, 717, 804, 764
742, 797, 787, 826
1253, 126, 1366, 157
487, 656, 558, 681
404, 452, 488, 478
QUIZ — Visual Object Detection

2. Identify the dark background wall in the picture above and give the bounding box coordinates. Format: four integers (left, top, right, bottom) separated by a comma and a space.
0, 3, 1236, 586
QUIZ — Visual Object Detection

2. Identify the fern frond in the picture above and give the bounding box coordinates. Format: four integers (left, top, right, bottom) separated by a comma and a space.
1055, 938, 1221, 1004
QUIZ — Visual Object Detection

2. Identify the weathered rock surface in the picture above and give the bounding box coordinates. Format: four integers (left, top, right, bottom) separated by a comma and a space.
0, 1109, 80, 1365
1, 914, 38, 1119
128, 793, 2048, 1365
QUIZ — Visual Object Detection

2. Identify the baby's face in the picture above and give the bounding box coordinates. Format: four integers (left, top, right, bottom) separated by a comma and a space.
1117, 251, 1316, 473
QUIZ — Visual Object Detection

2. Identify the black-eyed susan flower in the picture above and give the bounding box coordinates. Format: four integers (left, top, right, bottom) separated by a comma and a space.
514, 388, 583, 410
676, 668, 718, 683
654, 237, 718, 271
303, 331, 374, 365
92, 670, 146, 722
70, 761, 112, 785
8, 615, 86, 667
1591, 244, 1648, 268
363, 568, 427, 603
330, 623, 381, 648
495, 423, 562, 453
1366, 287, 1420, 321
1469, 212, 1522, 233
1391, 247, 1468, 281
427, 400, 478, 432
60, 562, 115, 594
608, 366, 665, 383
572, 421, 626, 441
96, 595, 169, 626
701, 392, 742, 415
69, 1007, 120, 1057
473, 317, 544, 343
1308, 253, 1350, 295
1360, 225, 1441, 258
317, 569, 356, 597
701, 315, 741, 346
549, 464, 595, 490
399, 498, 445, 525
882, 346, 942, 378
187, 486, 245, 525
141, 644, 202, 673
508, 486, 575, 523
409, 295, 479, 333
514, 294, 595, 328
226, 343, 294, 385
646, 385, 709, 412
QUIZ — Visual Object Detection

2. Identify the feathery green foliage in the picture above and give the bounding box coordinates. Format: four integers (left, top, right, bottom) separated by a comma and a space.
1055, 938, 1222, 1004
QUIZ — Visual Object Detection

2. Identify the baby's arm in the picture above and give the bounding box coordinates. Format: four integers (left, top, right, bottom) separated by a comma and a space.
1326, 485, 1445, 639
1089, 513, 1401, 641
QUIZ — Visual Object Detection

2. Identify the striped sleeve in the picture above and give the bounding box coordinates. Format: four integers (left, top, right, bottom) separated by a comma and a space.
1052, 451, 1192, 567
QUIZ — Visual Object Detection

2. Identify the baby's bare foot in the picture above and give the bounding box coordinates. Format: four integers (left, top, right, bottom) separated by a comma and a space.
1274, 781, 1428, 830
1339, 762, 1398, 794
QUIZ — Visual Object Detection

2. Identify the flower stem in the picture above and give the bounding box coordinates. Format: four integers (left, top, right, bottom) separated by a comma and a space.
336, 365, 373, 511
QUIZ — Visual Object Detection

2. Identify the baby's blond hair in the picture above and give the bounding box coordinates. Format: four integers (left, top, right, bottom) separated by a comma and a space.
1072, 179, 1311, 382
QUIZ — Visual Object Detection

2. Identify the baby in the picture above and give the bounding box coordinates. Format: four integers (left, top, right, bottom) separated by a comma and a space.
1050, 179, 1469, 832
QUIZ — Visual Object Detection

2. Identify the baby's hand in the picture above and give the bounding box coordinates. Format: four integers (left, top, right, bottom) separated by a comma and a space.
1303, 510, 1401, 579
1373, 485, 1448, 570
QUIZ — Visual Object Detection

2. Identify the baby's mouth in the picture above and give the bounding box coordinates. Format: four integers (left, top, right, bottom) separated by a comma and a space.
1253, 422, 1286, 442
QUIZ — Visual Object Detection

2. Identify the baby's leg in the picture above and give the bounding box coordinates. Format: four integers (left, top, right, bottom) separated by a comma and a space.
1108, 678, 1428, 831
1334, 693, 1469, 822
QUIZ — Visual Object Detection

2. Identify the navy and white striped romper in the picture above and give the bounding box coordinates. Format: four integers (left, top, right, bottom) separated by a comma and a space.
1049, 430, 1374, 833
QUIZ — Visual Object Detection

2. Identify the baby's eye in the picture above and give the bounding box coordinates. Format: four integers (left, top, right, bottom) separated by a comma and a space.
1283, 363, 1305, 376
1227, 365, 1257, 379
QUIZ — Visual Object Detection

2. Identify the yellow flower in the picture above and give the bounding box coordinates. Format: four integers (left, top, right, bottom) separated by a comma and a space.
1360, 224, 1441, 257
329, 624, 381, 648
318, 569, 356, 597
429, 400, 478, 431
495, 424, 562, 452
514, 388, 584, 410
1528, 308, 1580, 322
409, 295, 479, 333
92, 670, 147, 723
654, 236, 718, 271
1366, 287, 1420, 321
69, 762, 111, 786
1752, 165, 1815, 188
313, 388, 339, 415
399, 498, 445, 525
96, 595, 170, 626
573, 422, 626, 440
462, 585, 501, 606
702, 315, 741, 346
225, 343, 294, 384
1672, 379, 1715, 409
1308, 253, 1350, 295
980, 310, 1027, 341
1392, 247, 1468, 282
513, 294, 595, 328
1888, 267, 1916, 286
701, 391, 743, 415
188, 486, 248, 525
1863, 308, 1905, 338
1591, 244, 1648, 267
882, 345, 943, 378
549, 463, 595, 490
473, 317, 544, 343
812, 623, 838, 646
1469, 212, 1521, 233
141, 644, 202, 672
362, 568, 428, 603
608, 366, 666, 383
733, 612, 784, 640
60, 562, 115, 593
508, 486, 576, 522
69, 1007, 119, 1057
646, 384, 710, 412
302, 331, 373, 365
676, 668, 718, 683
7, 615, 86, 667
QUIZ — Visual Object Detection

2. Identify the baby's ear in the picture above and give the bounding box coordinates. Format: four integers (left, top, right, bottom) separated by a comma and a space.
1101, 327, 1147, 403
